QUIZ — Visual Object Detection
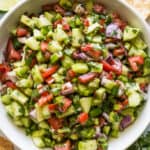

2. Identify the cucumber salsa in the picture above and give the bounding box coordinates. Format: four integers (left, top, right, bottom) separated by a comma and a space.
0, 0, 150, 149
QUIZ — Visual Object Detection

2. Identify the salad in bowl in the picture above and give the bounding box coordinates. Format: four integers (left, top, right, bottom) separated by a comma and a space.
0, 0, 150, 150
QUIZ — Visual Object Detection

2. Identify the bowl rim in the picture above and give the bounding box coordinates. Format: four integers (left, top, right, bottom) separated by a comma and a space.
0, 0, 150, 150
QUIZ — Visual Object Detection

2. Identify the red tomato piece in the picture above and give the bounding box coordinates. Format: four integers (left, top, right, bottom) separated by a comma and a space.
53, 4, 65, 15
62, 98, 72, 112
40, 41, 49, 52
81, 44, 93, 52
48, 104, 58, 112
113, 47, 125, 56
7, 39, 21, 61
102, 60, 113, 72
45, 77, 55, 85
63, 24, 70, 31
67, 69, 76, 78
128, 56, 144, 72
42, 65, 59, 79
38, 92, 53, 106
16, 27, 28, 37
78, 112, 89, 124
83, 19, 90, 27
93, 4, 105, 14
78, 72, 97, 84
48, 116, 63, 130
5, 81, 16, 89
53, 19, 62, 28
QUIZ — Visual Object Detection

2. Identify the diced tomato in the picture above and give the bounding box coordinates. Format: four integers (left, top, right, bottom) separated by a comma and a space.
48, 116, 63, 130
114, 18, 127, 30
40, 41, 49, 52
54, 140, 71, 150
122, 99, 129, 106
0, 64, 11, 81
38, 92, 53, 106
78, 72, 97, 84
78, 112, 89, 124
102, 60, 122, 75
54, 4, 65, 15
140, 83, 147, 91
7, 39, 21, 61
63, 24, 70, 31
81, 44, 93, 52
16, 27, 28, 37
62, 98, 72, 112
106, 72, 114, 80
81, 44, 101, 59
67, 69, 76, 78
53, 19, 62, 28
83, 19, 90, 27
42, 65, 59, 79
5, 81, 16, 89
45, 77, 55, 85
102, 60, 113, 72
128, 56, 144, 72
49, 104, 58, 112
113, 47, 125, 56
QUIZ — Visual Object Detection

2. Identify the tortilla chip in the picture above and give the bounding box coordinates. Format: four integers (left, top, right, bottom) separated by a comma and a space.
0, 137, 14, 150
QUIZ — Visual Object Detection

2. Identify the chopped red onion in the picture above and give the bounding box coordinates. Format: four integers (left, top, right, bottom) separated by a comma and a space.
120, 115, 132, 130
106, 23, 122, 39
61, 82, 74, 95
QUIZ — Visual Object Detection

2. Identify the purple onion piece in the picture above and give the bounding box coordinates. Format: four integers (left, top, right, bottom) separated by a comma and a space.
105, 43, 118, 50
120, 115, 132, 130
61, 82, 74, 95
29, 109, 37, 121
106, 23, 122, 39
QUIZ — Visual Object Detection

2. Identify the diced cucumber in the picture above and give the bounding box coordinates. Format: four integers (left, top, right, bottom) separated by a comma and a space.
144, 57, 150, 75
95, 87, 106, 102
128, 92, 143, 107
102, 78, 117, 90
32, 129, 46, 137
6, 102, 23, 118
14, 66, 29, 77
80, 97, 92, 113
92, 35, 102, 43
33, 15, 51, 28
31, 65, 43, 84
33, 29, 44, 40
128, 46, 147, 58
85, 22, 100, 34
48, 40, 63, 53
50, 52, 62, 64
72, 63, 89, 74
78, 84, 93, 96
88, 78, 100, 89
1, 94, 11, 105
16, 78, 33, 88
25, 37, 40, 50
58, 106, 75, 118
21, 117, 31, 128
44, 12, 53, 22
131, 36, 147, 50
35, 104, 44, 122
88, 62, 103, 73
78, 140, 97, 150
39, 121, 49, 129
36, 51, 45, 63
11, 90, 28, 104
32, 137, 45, 148
72, 28, 84, 47
123, 26, 140, 41
24, 88, 32, 96
53, 25, 68, 42
62, 55, 74, 69
20, 15, 34, 28
42, 105, 51, 119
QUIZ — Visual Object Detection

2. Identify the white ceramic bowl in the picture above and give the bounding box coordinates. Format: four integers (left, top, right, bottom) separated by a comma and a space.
0, 0, 150, 150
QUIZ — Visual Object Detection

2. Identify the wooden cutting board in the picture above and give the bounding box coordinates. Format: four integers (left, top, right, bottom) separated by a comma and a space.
0, 137, 14, 150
